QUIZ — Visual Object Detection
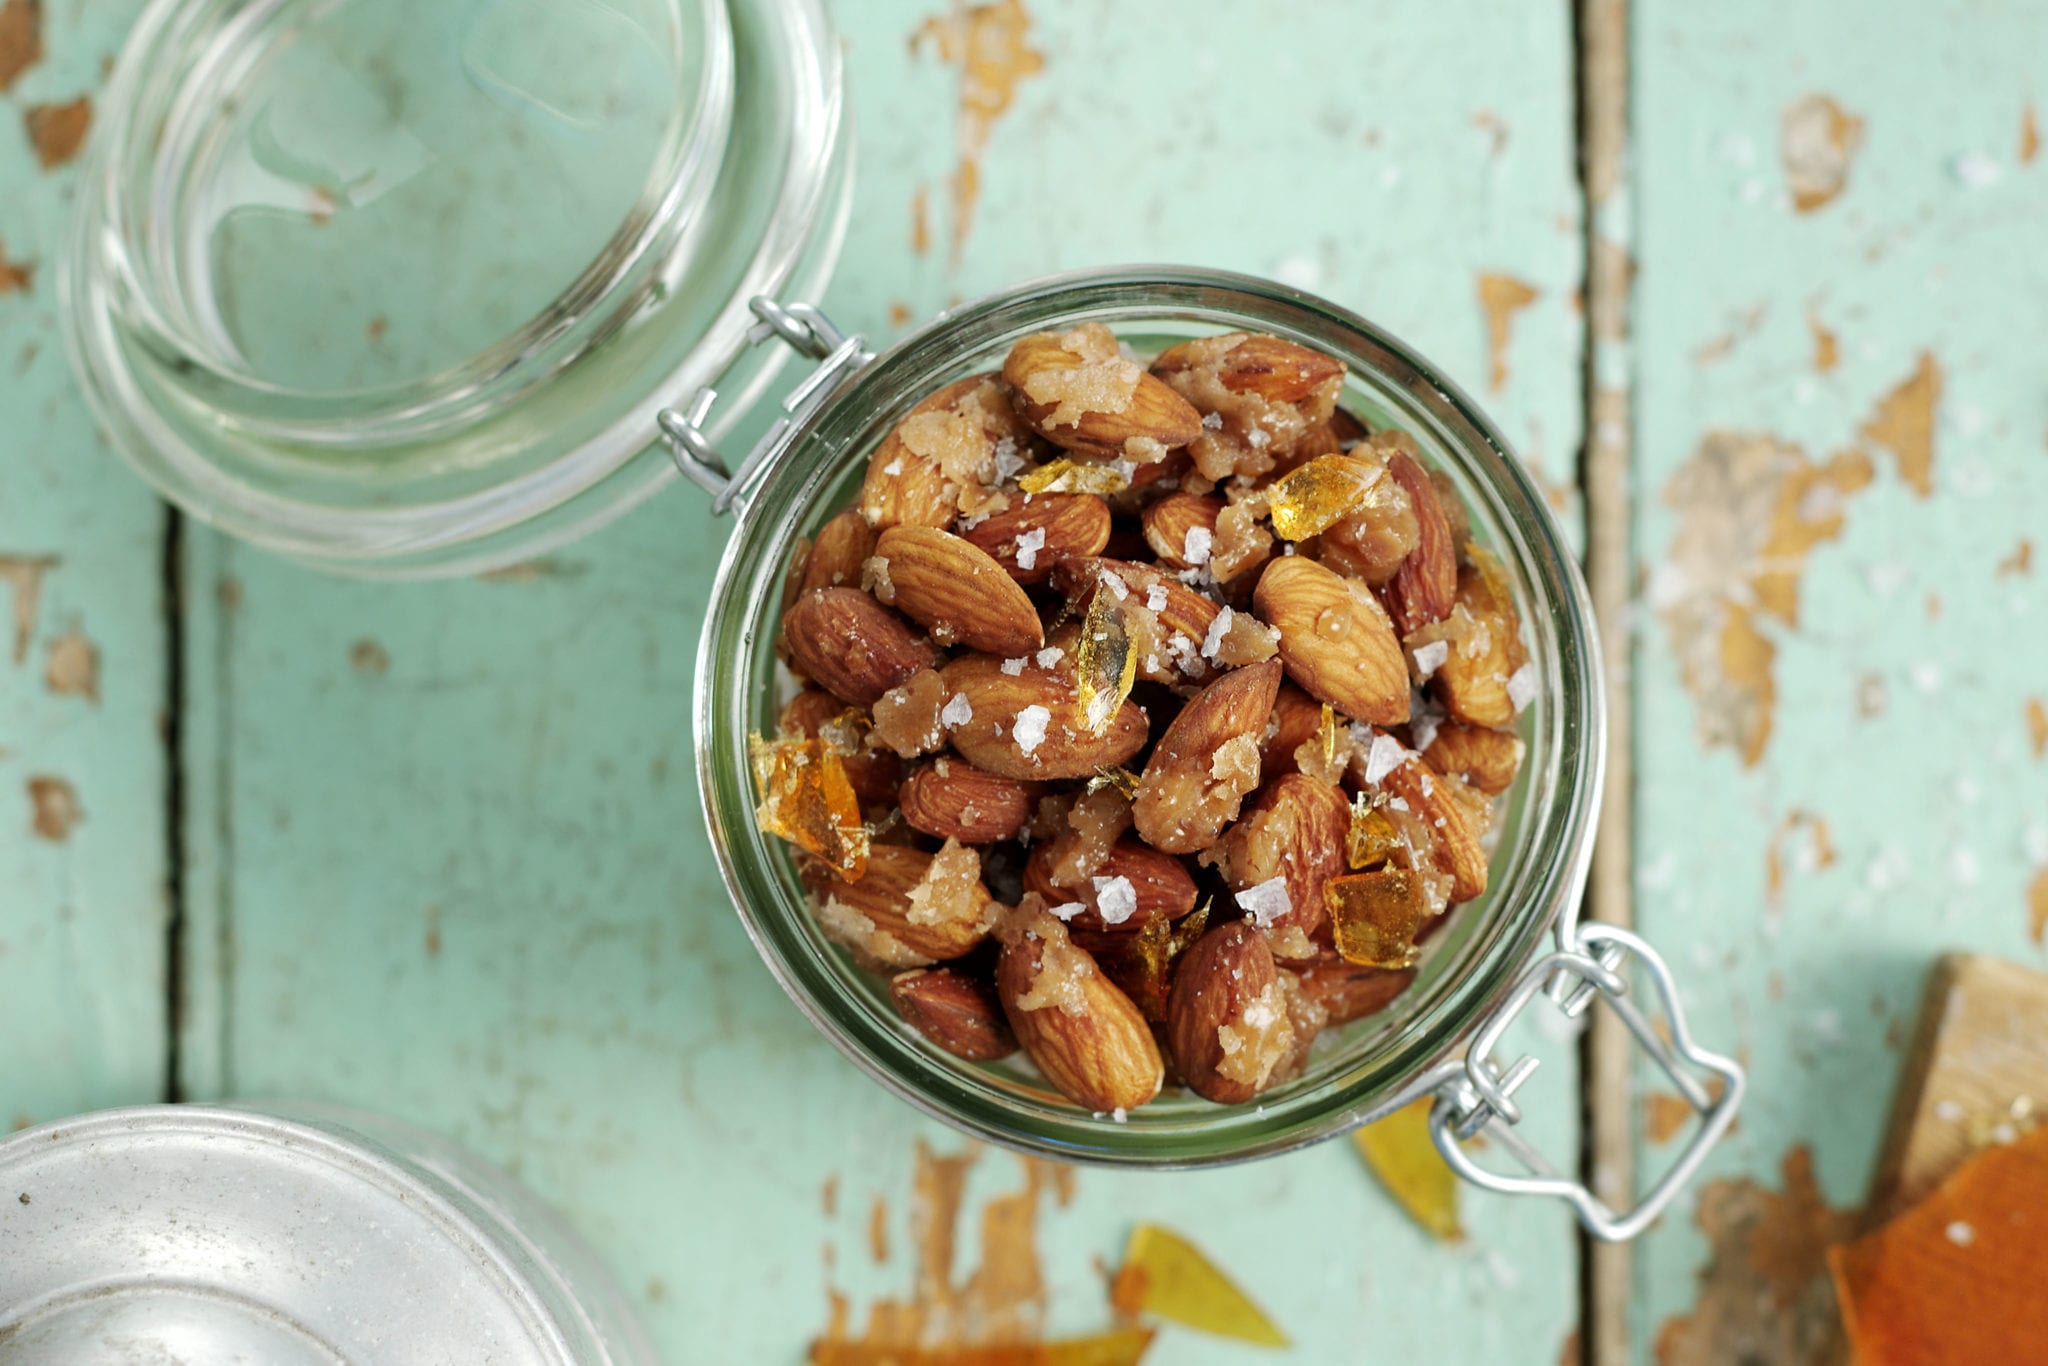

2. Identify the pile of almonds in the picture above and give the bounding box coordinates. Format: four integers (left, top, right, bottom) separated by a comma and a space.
756, 323, 1533, 1116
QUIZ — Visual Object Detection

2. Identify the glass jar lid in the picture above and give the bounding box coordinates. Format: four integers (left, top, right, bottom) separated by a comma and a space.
62, 0, 850, 577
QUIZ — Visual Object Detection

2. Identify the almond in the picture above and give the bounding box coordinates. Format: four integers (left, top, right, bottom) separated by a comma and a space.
1381, 449, 1457, 634
1420, 721, 1524, 795
1315, 440, 1420, 585
795, 509, 878, 596
1002, 325, 1203, 461
1167, 920, 1295, 1104
801, 841, 997, 969
1202, 773, 1350, 958
890, 967, 1017, 1061
1408, 556, 1529, 730
1133, 659, 1282, 854
784, 588, 940, 708
1254, 556, 1409, 725
1259, 681, 1328, 780
1140, 494, 1223, 572
1024, 834, 1198, 932
939, 651, 1148, 781
1379, 754, 1489, 904
961, 492, 1112, 584
1155, 333, 1345, 405
873, 525, 1045, 656
1051, 556, 1226, 684
996, 901, 1164, 1111
779, 686, 903, 806
900, 757, 1044, 843
1295, 957, 1416, 1025
860, 374, 1022, 529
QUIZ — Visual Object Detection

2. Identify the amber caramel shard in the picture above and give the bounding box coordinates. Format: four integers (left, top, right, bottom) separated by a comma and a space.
1108, 1224, 1289, 1347
1105, 902, 1208, 1021
1086, 765, 1141, 798
1018, 458, 1132, 496
809, 1329, 1157, 1365
1345, 796, 1402, 870
751, 732, 869, 881
1074, 585, 1138, 735
1353, 1097, 1464, 1242
1266, 453, 1384, 541
1326, 869, 1425, 969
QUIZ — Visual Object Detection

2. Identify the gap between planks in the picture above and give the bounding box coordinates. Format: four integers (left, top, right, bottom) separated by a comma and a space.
1574, 0, 1636, 1364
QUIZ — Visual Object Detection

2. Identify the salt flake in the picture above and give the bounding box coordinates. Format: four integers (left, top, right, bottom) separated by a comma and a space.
940, 692, 974, 727
1014, 526, 1046, 571
1013, 705, 1051, 756
1236, 876, 1293, 927
1506, 663, 1538, 713
1092, 875, 1138, 926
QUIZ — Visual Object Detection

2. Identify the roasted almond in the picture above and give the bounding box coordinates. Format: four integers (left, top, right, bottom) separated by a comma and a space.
996, 901, 1164, 1111
1024, 834, 1198, 932
872, 525, 1045, 656
1202, 773, 1351, 959
938, 652, 1149, 781
859, 374, 1022, 529
801, 840, 997, 969
784, 588, 939, 709
1259, 681, 1329, 780
900, 757, 1044, 843
1167, 920, 1296, 1104
1379, 754, 1489, 904
1295, 957, 1415, 1025
1408, 554, 1530, 730
1420, 721, 1524, 795
1133, 659, 1282, 854
1381, 449, 1457, 634
1315, 441, 1420, 585
795, 509, 878, 596
1002, 325, 1203, 462
1140, 493, 1224, 572
961, 492, 1112, 584
890, 967, 1017, 1061
1254, 556, 1409, 725
1155, 333, 1345, 405
779, 686, 903, 807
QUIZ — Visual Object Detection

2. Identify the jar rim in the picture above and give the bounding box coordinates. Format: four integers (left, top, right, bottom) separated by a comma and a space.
696, 266, 1607, 1166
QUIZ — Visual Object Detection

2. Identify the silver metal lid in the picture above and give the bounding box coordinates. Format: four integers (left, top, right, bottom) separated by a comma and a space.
0, 1107, 643, 1365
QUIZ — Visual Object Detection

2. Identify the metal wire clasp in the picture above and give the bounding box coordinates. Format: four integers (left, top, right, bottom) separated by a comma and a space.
658, 299, 873, 515
1425, 922, 1746, 1242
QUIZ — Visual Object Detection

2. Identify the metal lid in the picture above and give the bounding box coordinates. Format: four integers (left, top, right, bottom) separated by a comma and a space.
0, 1107, 621, 1364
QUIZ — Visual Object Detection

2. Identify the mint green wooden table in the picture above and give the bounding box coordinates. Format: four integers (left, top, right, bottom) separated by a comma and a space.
3, 2, 2042, 1362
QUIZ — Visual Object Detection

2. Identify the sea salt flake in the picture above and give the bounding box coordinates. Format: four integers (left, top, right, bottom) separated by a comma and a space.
1201, 606, 1235, 660
1048, 901, 1087, 921
940, 692, 974, 727
992, 436, 1025, 483
1014, 526, 1046, 571
1945, 1220, 1976, 1247
1236, 876, 1293, 927
1112, 1106, 1129, 1124
1506, 663, 1538, 713
1013, 705, 1051, 756
1202, 411, 1224, 431
1412, 640, 1450, 679
1364, 733, 1409, 786
882, 458, 903, 476
1144, 584, 1168, 613
1035, 646, 1065, 668
1092, 875, 1138, 926
1000, 657, 1027, 676
1183, 526, 1213, 566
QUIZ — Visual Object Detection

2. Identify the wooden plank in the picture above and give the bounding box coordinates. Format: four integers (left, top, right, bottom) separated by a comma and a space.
1629, 1, 2048, 1360
170, 2, 1589, 1360
0, 0, 169, 1130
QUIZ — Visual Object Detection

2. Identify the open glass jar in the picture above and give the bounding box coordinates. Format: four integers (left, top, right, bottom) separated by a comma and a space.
62, 0, 1741, 1239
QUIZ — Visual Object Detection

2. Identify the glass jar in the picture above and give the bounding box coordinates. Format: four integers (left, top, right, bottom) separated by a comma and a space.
63, 2, 1741, 1237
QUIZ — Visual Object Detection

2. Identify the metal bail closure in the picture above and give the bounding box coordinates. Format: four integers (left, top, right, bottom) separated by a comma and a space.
1425, 922, 1746, 1243
658, 298, 874, 514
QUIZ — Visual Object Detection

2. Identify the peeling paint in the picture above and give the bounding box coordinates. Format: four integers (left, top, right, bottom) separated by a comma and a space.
911, 184, 931, 257
1471, 109, 1507, 157
1655, 433, 1871, 766
1476, 272, 1538, 392
1807, 311, 1839, 373
2028, 698, 2047, 761
889, 301, 914, 328
2023, 104, 2041, 166
817, 1140, 1087, 1354
44, 626, 97, 702
1645, 1077, 1732, 1145
1997, 539, 2033, 577
870, 1193, 891, 1265
2031, 867, 2047, 946
27, 775, 80, 842
1781, 94, 1865, 213
0, 0, 40, 92
1858, 352, 1942, 497
823, 1173, 840, 1219
1766, 810, 1836, 909
349, 640, 390, 676
912, 1, 1044, 268
478, 558, 586, 583
1654, 1146, 1856, 1366
23, 96, 90, 170
0, 238, 30, 295
0, 554, 57, 666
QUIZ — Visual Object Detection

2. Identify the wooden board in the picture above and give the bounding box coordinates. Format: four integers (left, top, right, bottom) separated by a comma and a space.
1867, 954, 2048, 1223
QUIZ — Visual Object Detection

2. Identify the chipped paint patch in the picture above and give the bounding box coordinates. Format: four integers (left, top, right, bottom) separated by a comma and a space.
1645, 1076, 1732, 1145
1476, 272, 1538, 392
911, 184, 931, 257
1807, 311, 1839, 373
822, 1173, 839, 1219
1858, 352, 1942, 497
0, 0, 40, 92
44, 626, 97, 702
0, 554, 57, 666
912, 1, 1044, 267
1654, 1146, 1857, 1366
1997, 539, 2033, 577
1655, 433, 1871, 766
349, 640, 390, 676
889, 301, 914, 328
869, 1193, 891, 1264
478, 558, 586, 583
2029, 698, 2048, 761
1781, 94, 1865, 212
2022, 104, 2041, 166
24, 96, 90, 169
27, 774, 80, 842
1766, 810, 1837, 910
2030, 867, 2048, 946
0, 238, 31, 295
